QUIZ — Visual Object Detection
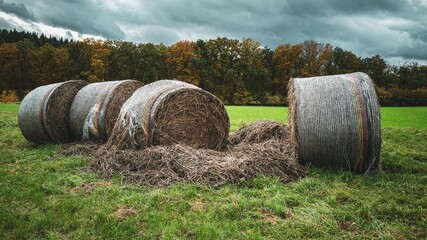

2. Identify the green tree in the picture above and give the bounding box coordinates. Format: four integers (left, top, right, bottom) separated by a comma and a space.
362, 55, 388, 87
325, 47, 363, 74
16, 39, 36, 93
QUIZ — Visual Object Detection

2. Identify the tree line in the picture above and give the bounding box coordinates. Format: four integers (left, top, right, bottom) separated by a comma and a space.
0, 29, 426, 105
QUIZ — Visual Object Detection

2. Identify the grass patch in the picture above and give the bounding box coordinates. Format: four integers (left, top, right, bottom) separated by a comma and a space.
0, 105, 426, 239
0, 103, 20, 113
226, 106, 288, 132
380, 107, 427, 129
225, 105, 427, 131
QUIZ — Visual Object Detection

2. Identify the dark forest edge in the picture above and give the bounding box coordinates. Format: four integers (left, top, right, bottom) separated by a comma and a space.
0, 29, 426, 106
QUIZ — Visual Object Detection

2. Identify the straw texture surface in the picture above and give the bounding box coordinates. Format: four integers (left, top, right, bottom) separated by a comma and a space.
109, 80, 230, 150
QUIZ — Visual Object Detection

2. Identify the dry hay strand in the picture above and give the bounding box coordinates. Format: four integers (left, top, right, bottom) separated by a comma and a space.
109, 80, 230, 150
18, 80, 87, 143
64, 140, 305, 188
288, 72, 381, 174
62, 121, 305, 187
69, 80, 143, 142
229, 120, 289, 145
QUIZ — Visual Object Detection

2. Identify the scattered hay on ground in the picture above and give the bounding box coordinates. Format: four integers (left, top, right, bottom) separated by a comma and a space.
288, 72, 381, 174
63, 122, 305, 188
229, 120, 289, 145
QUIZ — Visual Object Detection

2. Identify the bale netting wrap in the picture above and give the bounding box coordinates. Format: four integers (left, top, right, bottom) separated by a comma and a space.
69, 80, 143, 142
18, 80, 88, 143
288, 72, 381, 174
109, 80, 230, 150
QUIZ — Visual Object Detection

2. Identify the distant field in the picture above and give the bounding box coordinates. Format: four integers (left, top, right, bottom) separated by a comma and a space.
0, 103, 19, 113
225, 105, 426, 131
1, 104, 426, 131
380, 107, 427, 129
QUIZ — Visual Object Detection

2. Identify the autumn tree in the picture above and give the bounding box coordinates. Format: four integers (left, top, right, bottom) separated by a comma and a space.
86, 39, 111, 82
300, 40, 332, 77
272, 43, 303, 95
165, 40, 200, 85
0, 43, 19, 95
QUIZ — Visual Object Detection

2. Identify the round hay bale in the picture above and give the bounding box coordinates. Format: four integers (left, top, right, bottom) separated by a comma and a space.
288, 72, 381, 173
109, 80, 230, 150
69, 80, 143, 142
229, 120, 289, 145
18, 80, 88, 143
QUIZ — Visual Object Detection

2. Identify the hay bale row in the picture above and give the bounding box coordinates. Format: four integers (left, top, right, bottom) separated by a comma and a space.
109, 80, 230, 150
18, 80, 87, 143
288, 72, 381, 173
69, 80, 143, 142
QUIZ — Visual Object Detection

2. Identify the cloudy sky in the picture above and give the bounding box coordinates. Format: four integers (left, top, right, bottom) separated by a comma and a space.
1, 0, 426, 65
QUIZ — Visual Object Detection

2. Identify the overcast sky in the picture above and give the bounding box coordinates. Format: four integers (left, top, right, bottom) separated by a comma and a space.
1, 0, 426, 66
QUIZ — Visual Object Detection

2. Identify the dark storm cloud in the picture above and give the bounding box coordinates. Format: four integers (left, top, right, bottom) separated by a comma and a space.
0, 0, 35, 21
35, 0, 125, 39
0, 0, 426, 64
0, 0, 125, 39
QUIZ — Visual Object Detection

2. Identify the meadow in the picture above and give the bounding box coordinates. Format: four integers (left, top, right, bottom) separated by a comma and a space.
0, 104, 426, 239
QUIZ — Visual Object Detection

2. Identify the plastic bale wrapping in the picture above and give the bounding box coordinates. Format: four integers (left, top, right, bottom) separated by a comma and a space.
69, 80, 143, 142
18, 80, 87, 143
109, 80, 230, 150
288, 72, 381, 174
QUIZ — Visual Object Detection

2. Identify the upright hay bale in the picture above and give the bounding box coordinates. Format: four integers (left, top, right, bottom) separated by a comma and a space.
288, 72, 381, 173
18, 80, 87, 143
69, 80, 143, 142
109, 80, 230, 150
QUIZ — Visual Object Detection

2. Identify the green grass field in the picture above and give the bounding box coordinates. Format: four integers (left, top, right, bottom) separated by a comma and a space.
1, 104, 426, 239
225, 105, 427, 131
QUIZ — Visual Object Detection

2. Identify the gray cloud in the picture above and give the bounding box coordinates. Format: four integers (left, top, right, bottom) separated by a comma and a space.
0, 0, 35, 21
0, 0, 426, 65
0, 16, 12, 28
